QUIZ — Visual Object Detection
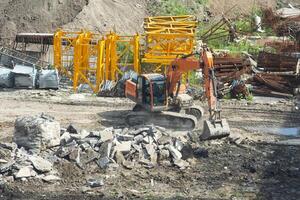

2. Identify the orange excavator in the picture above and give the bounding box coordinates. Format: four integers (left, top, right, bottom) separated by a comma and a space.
125, 48, 230, 139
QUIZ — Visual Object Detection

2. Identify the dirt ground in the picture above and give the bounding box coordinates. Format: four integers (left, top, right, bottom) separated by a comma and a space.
0, 88, 300, 200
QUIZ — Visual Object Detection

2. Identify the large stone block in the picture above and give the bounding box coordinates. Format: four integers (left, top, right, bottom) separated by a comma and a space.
14, 114, 60, 152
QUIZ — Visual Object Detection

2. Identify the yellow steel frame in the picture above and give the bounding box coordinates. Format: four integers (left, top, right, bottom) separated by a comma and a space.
53, 15, 196, 93
104, 32, 140, 81
142, 15, 198, 70
73, 31, 105, 93
53, 30, 82, 78
54, 30, 140, 93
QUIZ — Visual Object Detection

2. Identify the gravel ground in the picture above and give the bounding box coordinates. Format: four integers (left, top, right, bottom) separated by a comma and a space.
0, 88, 300, 199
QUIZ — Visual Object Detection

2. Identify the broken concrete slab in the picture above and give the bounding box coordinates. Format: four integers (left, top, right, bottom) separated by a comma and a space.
144, 144, 157, 164
143, 136, 154, 144
99, 128, 114, 142
98, 141, 112, 158
134, 134, 144, 144
130, 128, 150, 136
167, 145, 182, 160
81, 137, 100, 148
29, 156, 53, 173
68, 148, 81, 163
174, 159, 190, 169
175, 139, 184, 151
158, 135, 172, 145
14, 114, 60, 152
159, 149, 170, 160
122, 160, 134, 169
15, 166, 37, 179
42, 175, 61, 183
55, 143, 77, 158
80, 129, 90, 139
0, 67, 14, 88
114, 141, 132, 153
89, 131, 100, 138
114, 151, 125, 164
87, 178, 104, 188
0, 161, 15, 174
12, 65, 37, 88
60, 132, 72, 145
70, 134, 82, 141
132, 144, 142, 152
117, 134, 134, 141
80, 142, 91, 151
38, 69, 59, 89
96, 157, 110, 169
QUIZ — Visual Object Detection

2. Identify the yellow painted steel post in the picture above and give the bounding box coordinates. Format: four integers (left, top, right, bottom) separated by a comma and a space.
110, 33, 118, 81
82, 31, 91, 80
96, 39, 105, 92
133, 34, 140, 74
53, 30, 63, 72
105, 33, 112, 81
73, 33, 85, 92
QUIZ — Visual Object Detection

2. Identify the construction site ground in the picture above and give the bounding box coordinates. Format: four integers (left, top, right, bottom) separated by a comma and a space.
0, 88, 299, 200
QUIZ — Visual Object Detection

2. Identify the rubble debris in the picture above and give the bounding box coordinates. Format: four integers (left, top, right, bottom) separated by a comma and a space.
15, 166, 36, 179
14, 114, 60, 152
167, 145, 182, 161
114, 141, 132, 153
122, 160, 134, 169
99, 128, 114, 142
174, 159, 190, 169
60, 132, 72, 145
29, 156, 53, 173
1, 118, 204, 183
97, 157, 110, 169
87, 178, 104, 188
42, 175, 61, 183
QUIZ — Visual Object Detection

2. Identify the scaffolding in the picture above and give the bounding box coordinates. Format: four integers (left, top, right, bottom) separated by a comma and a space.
53, 15, 197, 93
53, 30, 140, 93
142, 15, 198, 73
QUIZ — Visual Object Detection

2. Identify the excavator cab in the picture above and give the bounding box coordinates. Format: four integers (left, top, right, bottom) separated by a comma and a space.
126, 74, 167, 112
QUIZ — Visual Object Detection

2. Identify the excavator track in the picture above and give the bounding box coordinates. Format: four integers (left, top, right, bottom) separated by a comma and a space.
125, 111, 197, 130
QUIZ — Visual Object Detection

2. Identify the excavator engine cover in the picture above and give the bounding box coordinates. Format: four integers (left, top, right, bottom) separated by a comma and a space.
200, 119, 230, 140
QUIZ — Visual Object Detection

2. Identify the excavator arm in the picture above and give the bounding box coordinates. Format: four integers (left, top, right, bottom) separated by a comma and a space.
168, 50, 216, 112
169, 49, 230, 140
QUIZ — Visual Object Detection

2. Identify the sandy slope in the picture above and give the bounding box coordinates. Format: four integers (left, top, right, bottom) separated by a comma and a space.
64, 0, 148, 34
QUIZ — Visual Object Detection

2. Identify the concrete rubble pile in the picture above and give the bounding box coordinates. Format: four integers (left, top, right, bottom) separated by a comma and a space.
0, 114, 195, 184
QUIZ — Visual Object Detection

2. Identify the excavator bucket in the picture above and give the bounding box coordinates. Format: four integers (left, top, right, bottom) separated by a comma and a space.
200, 119, 230, 140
